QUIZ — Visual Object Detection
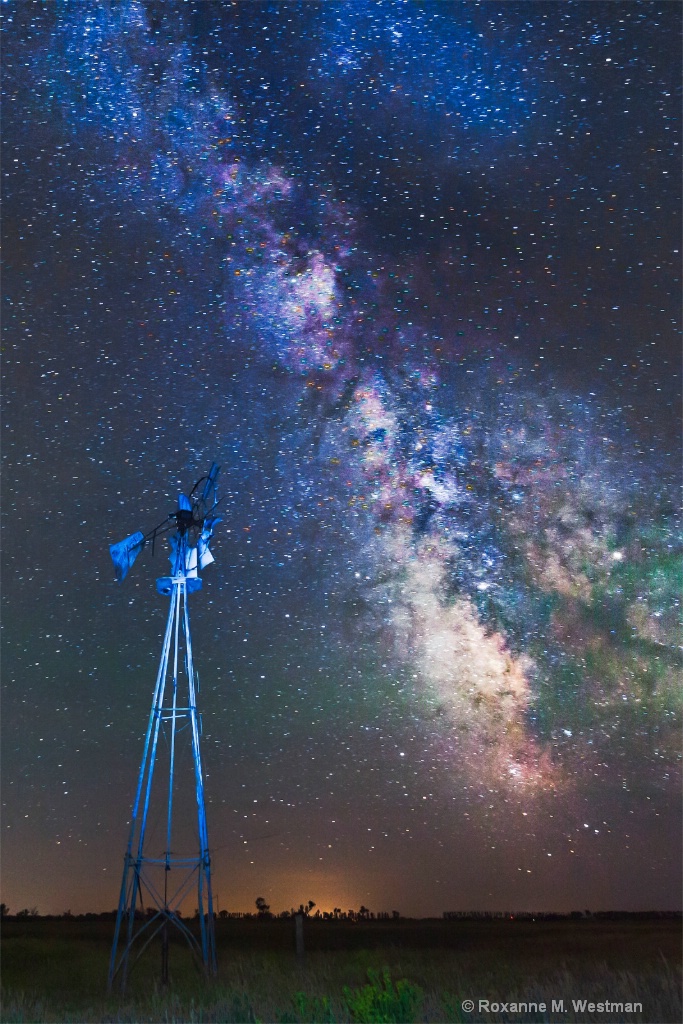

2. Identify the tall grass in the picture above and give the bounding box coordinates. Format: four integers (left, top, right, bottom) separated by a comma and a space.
1, 919, 680, 1023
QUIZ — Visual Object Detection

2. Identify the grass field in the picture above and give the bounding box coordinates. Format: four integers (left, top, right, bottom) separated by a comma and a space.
1, 917, 680, 1023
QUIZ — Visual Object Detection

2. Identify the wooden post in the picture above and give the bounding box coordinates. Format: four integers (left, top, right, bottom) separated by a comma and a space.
161, 919, 169, 987
294, 912, 304, 960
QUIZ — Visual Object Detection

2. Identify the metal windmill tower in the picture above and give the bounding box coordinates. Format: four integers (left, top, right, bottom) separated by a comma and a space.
107, 463, 221, 991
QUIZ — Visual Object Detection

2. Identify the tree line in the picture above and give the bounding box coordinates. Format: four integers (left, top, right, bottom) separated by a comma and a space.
2, 902, 679, 922
0, 899, 402, 922
251, 897, 401, 921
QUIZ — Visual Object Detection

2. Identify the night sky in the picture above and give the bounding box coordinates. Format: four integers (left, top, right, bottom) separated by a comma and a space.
2, 1, 681, 919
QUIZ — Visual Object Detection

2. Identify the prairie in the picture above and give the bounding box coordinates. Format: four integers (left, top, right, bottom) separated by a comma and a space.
1, 916, 680, 1023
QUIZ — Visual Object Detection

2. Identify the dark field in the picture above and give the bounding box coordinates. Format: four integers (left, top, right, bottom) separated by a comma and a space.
1, 917, 681, 1023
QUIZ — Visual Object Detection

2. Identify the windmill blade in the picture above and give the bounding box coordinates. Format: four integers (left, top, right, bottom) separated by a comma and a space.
201, 463, 221, 503
201, 516, 222, 540
197, 516, 221, 568
197, 547, 214, 570
110, 531, 146, 582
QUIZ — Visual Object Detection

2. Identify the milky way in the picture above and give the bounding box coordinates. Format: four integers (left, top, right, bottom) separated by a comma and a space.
2, 1, 681, 916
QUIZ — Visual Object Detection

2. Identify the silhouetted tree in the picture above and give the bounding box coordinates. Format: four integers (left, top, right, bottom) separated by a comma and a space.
255, 896, 271, 918
0, 903, 9, 918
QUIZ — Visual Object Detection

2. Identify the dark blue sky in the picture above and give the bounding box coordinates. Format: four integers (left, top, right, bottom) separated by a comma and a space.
2, 1, 680, 917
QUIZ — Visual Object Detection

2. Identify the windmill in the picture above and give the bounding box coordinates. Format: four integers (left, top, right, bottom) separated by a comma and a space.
107, 463, 221, 991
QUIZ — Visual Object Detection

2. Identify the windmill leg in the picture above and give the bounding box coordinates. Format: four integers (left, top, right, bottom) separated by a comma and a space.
109, 588, 176, 992
184, 585, 217, 976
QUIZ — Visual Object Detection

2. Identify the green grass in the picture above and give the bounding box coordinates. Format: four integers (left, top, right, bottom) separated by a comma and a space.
1, 918, 681, 1022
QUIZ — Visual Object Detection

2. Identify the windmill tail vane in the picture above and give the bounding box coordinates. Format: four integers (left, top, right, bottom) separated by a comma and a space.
109, 463, 222, 583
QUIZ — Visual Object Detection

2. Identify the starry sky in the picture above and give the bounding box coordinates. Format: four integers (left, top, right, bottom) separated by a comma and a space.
2, 1, 681, 918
